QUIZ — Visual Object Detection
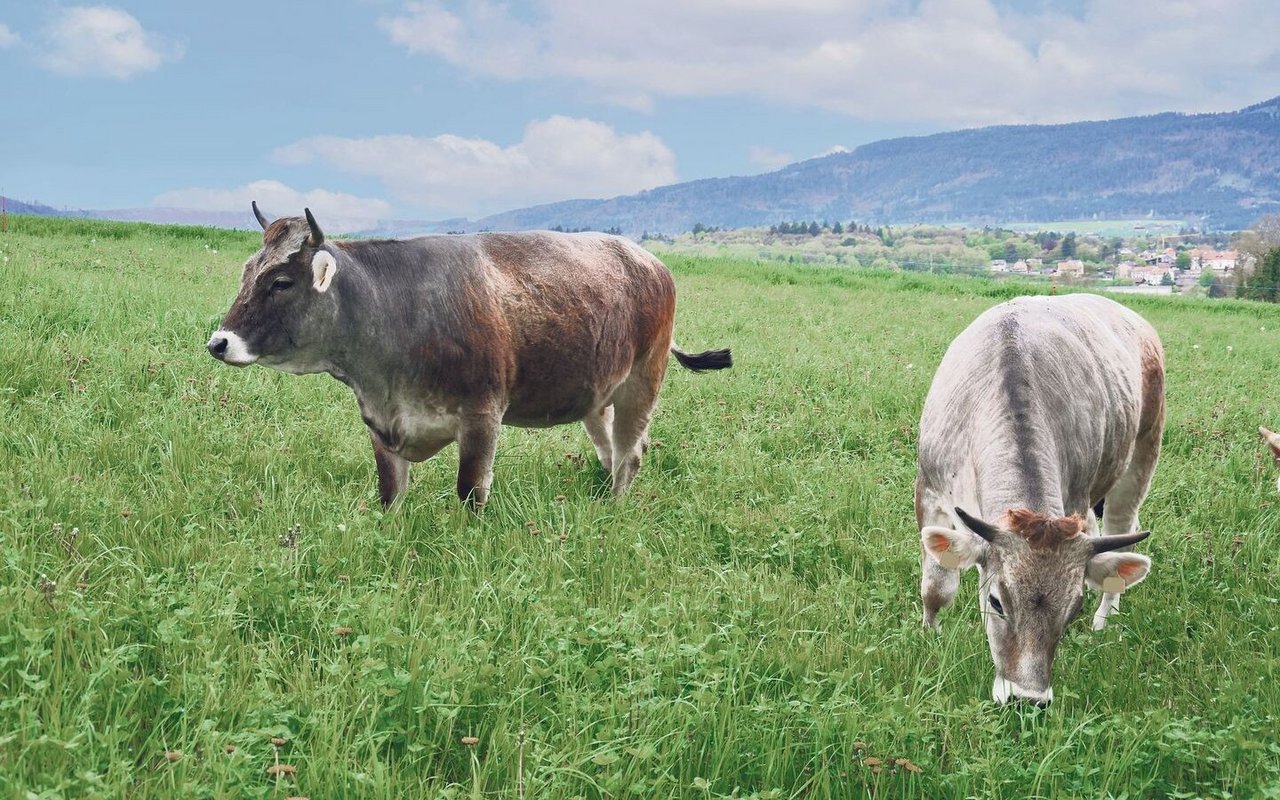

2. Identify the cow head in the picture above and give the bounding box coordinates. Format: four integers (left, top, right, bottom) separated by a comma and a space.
207, 203, 341, 374
921, 507, 1151, 707
1261, 427, 1280, 492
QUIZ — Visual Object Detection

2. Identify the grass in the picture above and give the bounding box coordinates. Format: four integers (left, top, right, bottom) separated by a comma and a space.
1, 216, 1278, 799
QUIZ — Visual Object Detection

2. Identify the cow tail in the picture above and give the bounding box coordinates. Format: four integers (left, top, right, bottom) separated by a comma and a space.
671, 344, 733, 372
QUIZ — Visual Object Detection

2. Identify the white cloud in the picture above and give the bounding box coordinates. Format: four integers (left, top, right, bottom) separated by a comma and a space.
0, 23, 19, 48
274, 115, 678, 218
814, 145, 850, 159
153, 180, 393, 234
38, 6, 182, 79
747, 146, 794, 171
379, 0, 1280, 126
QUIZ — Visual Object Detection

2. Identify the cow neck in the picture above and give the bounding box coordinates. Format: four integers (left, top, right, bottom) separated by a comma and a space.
323, 255, 397, 403
969, 313, 1067, 520
970, 434, 1066, 521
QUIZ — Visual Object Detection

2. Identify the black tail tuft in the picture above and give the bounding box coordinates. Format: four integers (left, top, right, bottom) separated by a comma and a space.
671, 347, 733, 372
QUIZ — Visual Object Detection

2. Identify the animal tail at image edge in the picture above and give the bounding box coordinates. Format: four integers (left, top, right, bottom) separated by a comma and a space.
671, 346, 733, 372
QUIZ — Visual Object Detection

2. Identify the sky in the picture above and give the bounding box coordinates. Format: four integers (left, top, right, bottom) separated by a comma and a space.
3, 0, 1280, 230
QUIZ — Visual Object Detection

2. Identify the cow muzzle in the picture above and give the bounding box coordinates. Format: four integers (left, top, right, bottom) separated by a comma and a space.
207, 330, 258, 366
992, 676, 1053, 708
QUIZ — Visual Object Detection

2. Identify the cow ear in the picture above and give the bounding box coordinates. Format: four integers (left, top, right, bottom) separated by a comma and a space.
312, 250, 337, 292
1086, 552, 1151, 593
921, 526, 986, 571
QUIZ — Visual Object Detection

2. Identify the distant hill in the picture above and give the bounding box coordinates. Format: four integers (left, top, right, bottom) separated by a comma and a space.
1, 197, 72, 217
475, 97, 1280, 234
10, 97, 1280, 236
0, 199, 258, 229
0, 201, 449, 236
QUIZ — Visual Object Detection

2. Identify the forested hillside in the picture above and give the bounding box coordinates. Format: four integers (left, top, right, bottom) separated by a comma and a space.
477, 97, 1280, 233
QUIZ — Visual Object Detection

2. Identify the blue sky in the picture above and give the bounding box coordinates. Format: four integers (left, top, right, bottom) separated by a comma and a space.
3, 0, 1280, 229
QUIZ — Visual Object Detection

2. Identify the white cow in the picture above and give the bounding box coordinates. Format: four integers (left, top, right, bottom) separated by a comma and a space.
915, 294, 1164, 706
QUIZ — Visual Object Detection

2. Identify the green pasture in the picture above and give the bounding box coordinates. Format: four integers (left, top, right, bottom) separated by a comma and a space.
0, 216, 1277, 798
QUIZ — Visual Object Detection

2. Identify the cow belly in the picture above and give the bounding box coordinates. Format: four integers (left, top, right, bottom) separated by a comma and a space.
504, 388, 597, 428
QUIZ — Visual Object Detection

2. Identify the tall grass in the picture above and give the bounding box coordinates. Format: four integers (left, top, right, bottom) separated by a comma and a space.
0, 218, 1277, 798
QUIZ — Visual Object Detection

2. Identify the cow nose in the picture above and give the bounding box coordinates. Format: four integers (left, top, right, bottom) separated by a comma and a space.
207, 334, 229, 359
1022, 695, 1052, 710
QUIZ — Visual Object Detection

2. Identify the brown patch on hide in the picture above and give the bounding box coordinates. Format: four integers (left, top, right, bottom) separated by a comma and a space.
263, 218, 295, 246
1001, 508, 1084, 549
1138, 335, 1166, 436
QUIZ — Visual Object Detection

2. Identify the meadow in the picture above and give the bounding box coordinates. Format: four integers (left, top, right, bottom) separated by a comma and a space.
0, 216, 1278, 799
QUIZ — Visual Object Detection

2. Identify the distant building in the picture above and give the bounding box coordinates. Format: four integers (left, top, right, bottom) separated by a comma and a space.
1190, 248, 1238, 272
990, 259, 1008, 273
1056, 259, 1085, 277
1132, 265, 1174, 285
1116, 261, 1136, 280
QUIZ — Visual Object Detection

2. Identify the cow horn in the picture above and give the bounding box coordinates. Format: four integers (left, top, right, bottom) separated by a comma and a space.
954, 507, 1000, 542
304, 207, 324, 246
251, 200, 270, 231
1090, 530, 1151, 554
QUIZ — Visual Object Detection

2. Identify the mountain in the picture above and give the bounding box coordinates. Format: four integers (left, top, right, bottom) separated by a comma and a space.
1, 197, 72, 217
475, 97, 1280, 233
0, 201, 452, 236
9, 97, 1280, 235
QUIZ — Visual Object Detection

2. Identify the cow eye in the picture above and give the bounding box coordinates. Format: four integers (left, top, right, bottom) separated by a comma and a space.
988, 594, 1005, 617
271, 276, 294, 292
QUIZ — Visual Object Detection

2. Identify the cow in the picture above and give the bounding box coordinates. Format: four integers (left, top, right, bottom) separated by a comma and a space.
1261, 427, 1280, 492
914, 293, 1164, 707
207, 204, 731, 509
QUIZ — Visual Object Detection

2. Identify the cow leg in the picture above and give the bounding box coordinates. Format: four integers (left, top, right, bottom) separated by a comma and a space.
372, 433, 450, 508
918, 490, 960, 629
456, 416, 502, 510
608, 373, 662, 497
583, 404, 615, 474
1093, 426, 1162, 631
372, 433, 410, 508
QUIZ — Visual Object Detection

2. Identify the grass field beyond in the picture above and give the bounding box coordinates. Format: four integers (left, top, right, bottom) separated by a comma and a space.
1, 216, 1278, 799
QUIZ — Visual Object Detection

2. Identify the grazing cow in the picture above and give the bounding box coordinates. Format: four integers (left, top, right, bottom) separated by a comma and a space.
915, 294, 1163, 707
208, 204, 731, 508
1261, 427, 1280, 492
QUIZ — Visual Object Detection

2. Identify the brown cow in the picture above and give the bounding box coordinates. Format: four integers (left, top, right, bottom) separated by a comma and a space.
208, 204, 731, 508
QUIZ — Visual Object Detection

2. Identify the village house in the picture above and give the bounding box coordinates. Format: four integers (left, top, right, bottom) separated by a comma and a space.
1131, 264, 1174, 285
1056, 258, 1085, 277
990, 259, 1008, 273
1190, 248, 1239, 273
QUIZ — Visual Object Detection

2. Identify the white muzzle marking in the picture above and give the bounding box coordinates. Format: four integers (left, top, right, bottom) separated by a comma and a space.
211, 330, 258, 366
993, 676, 1053, 706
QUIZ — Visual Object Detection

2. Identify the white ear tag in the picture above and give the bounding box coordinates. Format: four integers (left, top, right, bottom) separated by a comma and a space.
937, 551, 962, 570
1101, 576, 1127, 594
312, 251, 337, 292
